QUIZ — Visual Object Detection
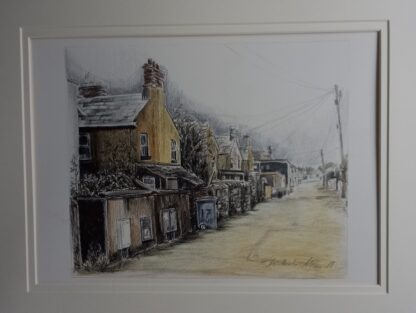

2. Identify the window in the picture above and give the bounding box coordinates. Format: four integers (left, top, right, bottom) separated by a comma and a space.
166, 177, 178, 190
140, 133, 149, 160
142, 175, 156, 189
161, 208, 177, 234
79, 133, 91, 161
140, 217, 153, 242
171, 139, 177, 163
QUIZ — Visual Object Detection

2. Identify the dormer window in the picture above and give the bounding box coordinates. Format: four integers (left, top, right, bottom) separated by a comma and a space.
171, 139, 177, 163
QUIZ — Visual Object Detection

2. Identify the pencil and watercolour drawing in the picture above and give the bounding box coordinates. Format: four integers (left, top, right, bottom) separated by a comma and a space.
66, 34, 362, 279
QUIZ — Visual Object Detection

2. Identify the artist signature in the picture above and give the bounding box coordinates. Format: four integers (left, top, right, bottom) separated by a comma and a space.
248, 255, 336, 269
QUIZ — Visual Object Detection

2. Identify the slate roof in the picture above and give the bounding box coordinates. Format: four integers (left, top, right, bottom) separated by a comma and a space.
81, 188, 189, 199
100, 189, 153, 198
78, 93, 148, 128
136, 163, 204, 187
216, 136, 234, 154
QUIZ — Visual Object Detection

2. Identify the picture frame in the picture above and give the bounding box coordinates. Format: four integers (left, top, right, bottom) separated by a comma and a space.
5, 0, 414, 308
20, 21, 388, 294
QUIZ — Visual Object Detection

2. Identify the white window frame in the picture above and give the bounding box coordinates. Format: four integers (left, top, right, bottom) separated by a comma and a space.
79, 132, 92, 161
142, 175, 156, 189
171, 139, 177, 163
140, 133, 149, 159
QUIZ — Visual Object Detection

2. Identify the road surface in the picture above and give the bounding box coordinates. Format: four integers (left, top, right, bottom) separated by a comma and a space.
117, 180, 347, 279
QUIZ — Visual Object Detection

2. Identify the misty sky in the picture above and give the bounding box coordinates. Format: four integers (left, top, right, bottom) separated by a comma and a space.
65, 33, 377, 166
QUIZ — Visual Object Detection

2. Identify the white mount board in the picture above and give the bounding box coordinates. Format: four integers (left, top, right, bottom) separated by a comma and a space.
0, 1, 415, 312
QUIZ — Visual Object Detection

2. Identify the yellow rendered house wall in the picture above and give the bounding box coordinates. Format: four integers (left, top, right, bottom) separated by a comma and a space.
136, 88, 181, 164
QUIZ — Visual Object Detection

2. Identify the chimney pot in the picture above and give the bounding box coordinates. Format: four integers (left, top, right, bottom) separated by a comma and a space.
142, 58, 165, 93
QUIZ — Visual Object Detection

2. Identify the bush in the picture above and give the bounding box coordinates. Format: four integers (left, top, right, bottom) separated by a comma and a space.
78, 168, 136, 197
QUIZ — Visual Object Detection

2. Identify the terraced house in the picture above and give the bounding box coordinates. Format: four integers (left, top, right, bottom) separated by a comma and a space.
78, 59, 181, 173
73, 59, 202, 266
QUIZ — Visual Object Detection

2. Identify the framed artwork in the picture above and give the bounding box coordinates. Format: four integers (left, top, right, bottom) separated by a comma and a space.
21, 20, 388, 290
3, 12, 398, 311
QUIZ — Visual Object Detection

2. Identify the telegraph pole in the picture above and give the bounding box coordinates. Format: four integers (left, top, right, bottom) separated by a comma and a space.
334, 85, 344, 162
320, 149, 326, 188
334, 84, 347, 198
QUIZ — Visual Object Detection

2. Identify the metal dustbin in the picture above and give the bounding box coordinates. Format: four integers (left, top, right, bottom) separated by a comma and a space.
196, 196, 217, 230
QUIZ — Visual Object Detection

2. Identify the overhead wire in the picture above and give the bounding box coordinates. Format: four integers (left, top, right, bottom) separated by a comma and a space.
271, 95, 329, 145
224, 43, 343, 166
242, 90, 333, 120
244, 45, 332, 92
276, 92, 338, 165
225, 43, 332, 94
256, 91, 332, 133
261, 92, 331, 165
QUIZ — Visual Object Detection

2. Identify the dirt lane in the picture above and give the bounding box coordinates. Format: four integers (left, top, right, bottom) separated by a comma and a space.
117, 180, 347, 279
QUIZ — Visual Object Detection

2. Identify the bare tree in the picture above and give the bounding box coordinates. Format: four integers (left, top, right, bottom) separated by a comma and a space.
174, 116, 210, 183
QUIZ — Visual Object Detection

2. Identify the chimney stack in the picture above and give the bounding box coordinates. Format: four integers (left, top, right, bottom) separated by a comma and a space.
78, 73, 108, 98
142, 58, 165, 99
78, 83, 108, 98
229, 127, 235, 141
